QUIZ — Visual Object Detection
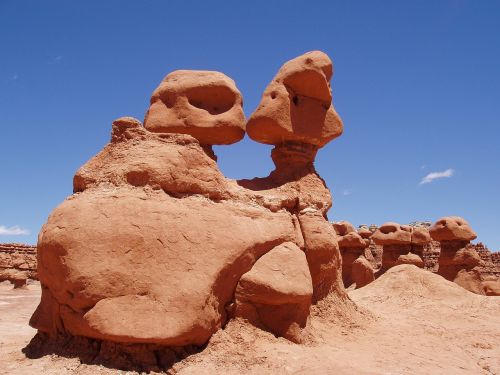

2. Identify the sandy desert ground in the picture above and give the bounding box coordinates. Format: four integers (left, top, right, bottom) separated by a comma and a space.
1, 265, 499, 375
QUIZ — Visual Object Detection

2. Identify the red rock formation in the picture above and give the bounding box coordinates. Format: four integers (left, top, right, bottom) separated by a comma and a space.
234, 242, 312, 342
482, 279, 500, 296
144, 70, 245, 145
429, 216, 485, 295
0, 243, 37, 288
247, 51, 342, 148
30, 51, 349, 356
372, 223, 421, 274
351, 256, 375, 289
472, 242, 500, 279
332, 221, 373, 289
422, 240, 441, 272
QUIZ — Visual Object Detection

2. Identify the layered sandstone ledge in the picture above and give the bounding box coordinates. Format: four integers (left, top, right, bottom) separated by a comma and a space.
0, 243, 37, 288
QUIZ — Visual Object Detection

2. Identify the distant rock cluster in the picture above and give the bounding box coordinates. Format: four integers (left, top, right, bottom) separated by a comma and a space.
333, 218, 500, 295
0, 243, 37, 288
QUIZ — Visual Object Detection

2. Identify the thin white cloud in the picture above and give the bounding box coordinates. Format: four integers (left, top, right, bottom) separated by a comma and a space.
8, 74, 18, 81
343, 189, 352, 196
0, 225, 30, 236
420, 169, 454, 185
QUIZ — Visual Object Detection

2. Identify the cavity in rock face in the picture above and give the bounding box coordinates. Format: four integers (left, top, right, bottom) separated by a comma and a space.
429, 216, 484, 294
30, 51, 347, 359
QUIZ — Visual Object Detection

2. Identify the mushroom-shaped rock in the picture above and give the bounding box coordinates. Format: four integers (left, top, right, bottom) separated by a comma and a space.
411, 226, 431, 245
358, 226, 373, 239
235, 242, 312, 342
0, 269, 28, 289
351, 256, 375, 289
372, 222, 412, 245
430, 217, 480, 285
334, 221, 370, 288
247, 51, 343, 148
396, 253, 424, 268
372, 223, 413, 273
332, 221, 356, 236
429, 216, 477, 242
337, 232, 369, 249
144, 70, 245, 145
410, 226, 432, 261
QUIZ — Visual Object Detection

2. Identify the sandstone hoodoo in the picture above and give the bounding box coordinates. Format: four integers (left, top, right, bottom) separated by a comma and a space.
30, 51, 348, 361
429, 216, 484, 294
410, 226, 432, 261
333, 221, 373, 288
372, 222, 423, 273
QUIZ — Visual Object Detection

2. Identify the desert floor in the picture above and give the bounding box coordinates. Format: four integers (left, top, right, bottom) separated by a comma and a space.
1, 265, 499, 374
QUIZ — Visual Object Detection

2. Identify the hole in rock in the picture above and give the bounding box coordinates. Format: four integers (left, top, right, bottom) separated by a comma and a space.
186, 85, 236, 115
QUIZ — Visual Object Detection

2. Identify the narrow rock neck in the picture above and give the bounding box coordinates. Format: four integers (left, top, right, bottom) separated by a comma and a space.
270, 142, 318, 180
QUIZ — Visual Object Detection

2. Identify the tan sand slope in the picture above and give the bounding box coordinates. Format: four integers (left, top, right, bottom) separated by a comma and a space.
2, 265, 498, 374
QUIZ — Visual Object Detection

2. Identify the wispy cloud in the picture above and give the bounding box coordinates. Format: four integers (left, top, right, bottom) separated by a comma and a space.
0, 225, 30, 236
420, 169, 454, 185
8, 74, 18, 81
343, 189, 352, 196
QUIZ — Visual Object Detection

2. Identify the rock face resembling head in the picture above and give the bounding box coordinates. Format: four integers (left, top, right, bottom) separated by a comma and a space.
144, 70, 245, 145
247, 51, 343, 148
372, 222, 412, 246
429, 216, 477, 242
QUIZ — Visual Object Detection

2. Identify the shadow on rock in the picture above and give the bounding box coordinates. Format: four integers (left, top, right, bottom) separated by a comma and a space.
22, 332, 204, 373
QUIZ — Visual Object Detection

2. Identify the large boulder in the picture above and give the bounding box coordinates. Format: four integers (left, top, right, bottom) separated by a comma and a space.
234, 242, 312, 342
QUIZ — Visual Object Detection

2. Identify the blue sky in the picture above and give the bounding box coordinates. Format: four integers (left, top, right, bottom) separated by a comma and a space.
1, 1, 499, 250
